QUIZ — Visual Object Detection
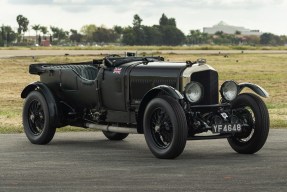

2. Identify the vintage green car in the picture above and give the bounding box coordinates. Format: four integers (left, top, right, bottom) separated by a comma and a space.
21, 55, 269, 159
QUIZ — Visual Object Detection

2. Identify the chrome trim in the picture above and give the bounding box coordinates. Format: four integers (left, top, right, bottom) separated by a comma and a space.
181, 64, 216, 91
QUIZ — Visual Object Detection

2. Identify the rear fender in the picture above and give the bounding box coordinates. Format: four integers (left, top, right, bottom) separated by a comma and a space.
21, 82, 59, 127
238, 83, 269, 98
137, 85, 184, 133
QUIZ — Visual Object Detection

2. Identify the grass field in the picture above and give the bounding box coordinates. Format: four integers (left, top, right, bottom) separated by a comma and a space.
0, 52, 286, 133
1, 45, 287, 51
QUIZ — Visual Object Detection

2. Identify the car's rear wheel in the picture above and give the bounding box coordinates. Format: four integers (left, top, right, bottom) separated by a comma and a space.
228, 93, 269, 154
102, 131, 129, 140
143, 95, 188, 159
23, 91, 56, 144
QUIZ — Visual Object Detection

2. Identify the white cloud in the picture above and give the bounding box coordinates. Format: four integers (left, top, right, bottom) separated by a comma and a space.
2, 0, 287, 35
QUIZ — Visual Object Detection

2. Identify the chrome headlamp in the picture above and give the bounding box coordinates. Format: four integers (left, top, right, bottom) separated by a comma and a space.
220, 81, 239, 101
184, 82, 203, 103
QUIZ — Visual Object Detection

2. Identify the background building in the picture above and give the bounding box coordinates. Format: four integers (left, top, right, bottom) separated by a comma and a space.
203, 21, 262, 36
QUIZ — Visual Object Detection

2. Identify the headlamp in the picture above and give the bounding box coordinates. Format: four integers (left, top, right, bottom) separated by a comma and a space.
220, 81, 239, 101
185, 82, 203, 103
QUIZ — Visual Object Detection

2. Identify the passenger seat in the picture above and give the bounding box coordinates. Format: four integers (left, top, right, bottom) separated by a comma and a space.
81, 66, 98, 80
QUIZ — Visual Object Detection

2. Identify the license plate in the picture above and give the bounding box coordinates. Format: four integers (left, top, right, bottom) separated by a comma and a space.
212, 124, 242, 134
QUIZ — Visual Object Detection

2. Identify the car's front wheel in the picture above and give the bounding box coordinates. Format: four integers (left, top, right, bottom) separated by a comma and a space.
23, 91, 56, 144
143, 95, 188, 159
228, 93, 269, 154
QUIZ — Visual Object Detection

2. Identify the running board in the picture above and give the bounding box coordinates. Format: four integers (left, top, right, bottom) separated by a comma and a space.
85, 123, 138, 134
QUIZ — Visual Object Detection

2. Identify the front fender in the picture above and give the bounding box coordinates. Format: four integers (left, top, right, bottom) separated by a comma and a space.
21, 82, 60, 127
239, 83, 269, 98
139, 85, 184, 112
137, 85, 183, 133
149, 85, 184, 100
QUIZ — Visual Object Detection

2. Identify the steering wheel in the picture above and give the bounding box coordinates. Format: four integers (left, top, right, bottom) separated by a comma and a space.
104, 54, 121, 67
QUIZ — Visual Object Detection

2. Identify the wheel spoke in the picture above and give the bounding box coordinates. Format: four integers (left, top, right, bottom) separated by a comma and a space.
234, 107, 256, 143
150, 107, 173, 149
27, 100, 45, 135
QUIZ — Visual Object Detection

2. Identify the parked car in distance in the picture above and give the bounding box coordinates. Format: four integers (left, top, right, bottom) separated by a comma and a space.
21, 54, 269, 159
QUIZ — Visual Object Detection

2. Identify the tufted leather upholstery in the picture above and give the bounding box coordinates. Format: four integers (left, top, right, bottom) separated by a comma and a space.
81, 66, 98, 80
44, 65, 98, 80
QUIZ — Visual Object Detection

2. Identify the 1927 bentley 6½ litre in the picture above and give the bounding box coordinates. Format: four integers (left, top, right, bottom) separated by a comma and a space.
21, 54, 269, 159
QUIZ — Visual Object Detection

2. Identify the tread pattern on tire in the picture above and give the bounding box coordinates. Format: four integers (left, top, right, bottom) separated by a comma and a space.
144, 95, 188, 159
228, 93, 269, 154
23, 91, 56, 145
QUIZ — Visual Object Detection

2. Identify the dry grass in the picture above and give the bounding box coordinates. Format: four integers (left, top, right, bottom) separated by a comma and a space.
0, 53, 286, 133
1, 45, 287, 51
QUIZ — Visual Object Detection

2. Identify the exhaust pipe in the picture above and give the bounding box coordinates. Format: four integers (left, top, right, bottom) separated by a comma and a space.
85, 123, 138, 134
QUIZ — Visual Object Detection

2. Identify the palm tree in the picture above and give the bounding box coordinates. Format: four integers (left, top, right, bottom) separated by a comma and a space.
16, 15, 29, 43
32, 24, 41, 44
40, 26, 48, 40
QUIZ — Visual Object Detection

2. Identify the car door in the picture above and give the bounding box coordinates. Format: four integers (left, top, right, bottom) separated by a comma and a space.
100, 67, 126, 111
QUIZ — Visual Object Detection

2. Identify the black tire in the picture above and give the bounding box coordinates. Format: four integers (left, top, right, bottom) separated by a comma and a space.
22, 91, 56, 144
228, 93, 269, 154
143, 95, 188, 159
102, 131, 129, 141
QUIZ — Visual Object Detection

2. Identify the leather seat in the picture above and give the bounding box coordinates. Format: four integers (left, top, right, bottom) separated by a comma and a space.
44, 64, 98, 81
81, 66, 98, 80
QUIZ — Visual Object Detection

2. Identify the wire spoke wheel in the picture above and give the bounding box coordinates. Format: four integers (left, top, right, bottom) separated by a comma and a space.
150, 107, 173, 149
234, 107, 255, 143
28, 100, 45, 135
228, 93, 269, 154
143, 95, 187, 159
23, 91, 56, 144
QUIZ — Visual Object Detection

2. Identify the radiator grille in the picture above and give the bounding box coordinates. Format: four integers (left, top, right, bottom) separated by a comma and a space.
190, 70, 219, 105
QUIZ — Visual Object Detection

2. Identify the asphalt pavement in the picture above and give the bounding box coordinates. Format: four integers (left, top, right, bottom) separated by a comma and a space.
0, 129, 286, 192
1, 49, 287, 58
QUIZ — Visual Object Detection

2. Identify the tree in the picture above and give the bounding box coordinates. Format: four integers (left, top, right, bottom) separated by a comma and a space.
259, 33, 284, 45
167, 18, 176, 27
244, 35, 260, 45
16, 15, 29, 42
235, 30, 241, 35
280, 35, 287, 45
50, 26, 68, 44
38, 35, 42, 45
215, 31, 224, 36
187, 30, 212, 45
158, 14, 184, 45
122, 27, 136, 45
40, 26, 48, 36
212, 31, 240, 45
93, 27, 119, 43
81, 24, 97, 43
132, 14, 145, 45
32, 24, 41, 44
187, 30, 202, 44
159, 13, 176, 27
70, 29, 82, 43
133, 14, 142, 28
113, 25, 123, 35
122, 14, 184, 46
160, 25, 185, 45
50, 26, 58, 39
0, 25, 17, 46
142, 25, 162, 45
159, 14, 169, 26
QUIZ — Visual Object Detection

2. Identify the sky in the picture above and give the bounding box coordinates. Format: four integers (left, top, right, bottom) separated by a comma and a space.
0, 0, 286, 35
